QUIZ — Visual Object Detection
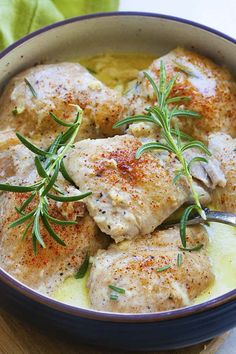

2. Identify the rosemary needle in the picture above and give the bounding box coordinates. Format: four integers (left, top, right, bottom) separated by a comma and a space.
156, 265, 171, 272
108, 285, 125, 301
177, 253, 183, 267
173, 60, 199, 78
108, 285, 126, 294
24, 78, 37, 98
75, 254, 90, 279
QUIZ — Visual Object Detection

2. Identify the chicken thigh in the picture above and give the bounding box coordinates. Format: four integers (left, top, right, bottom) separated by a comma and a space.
0, 132, 109, 295
125, 47, 236, 142
88, 225, 214, 313
0, 192, 108, 295
64, 134, 225, 242
64, 134, 190, 242
0, 62, 125, 144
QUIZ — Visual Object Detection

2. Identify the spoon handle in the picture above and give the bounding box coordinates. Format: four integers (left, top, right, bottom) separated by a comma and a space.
204, 210, 236, 227
160, 209, 236, 229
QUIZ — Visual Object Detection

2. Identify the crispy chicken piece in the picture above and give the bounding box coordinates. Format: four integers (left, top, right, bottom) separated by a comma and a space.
208, 133, 236, 212
88, 226, 214, 313
125, 47, 236, 142
0, 192, 109, 295
0, 63, 125, 144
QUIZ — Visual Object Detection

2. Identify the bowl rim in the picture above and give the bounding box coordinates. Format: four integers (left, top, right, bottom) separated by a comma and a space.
0, 11, 236, 323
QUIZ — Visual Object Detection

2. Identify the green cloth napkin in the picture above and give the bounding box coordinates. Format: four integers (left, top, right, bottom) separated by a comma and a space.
0, 0, 119, 51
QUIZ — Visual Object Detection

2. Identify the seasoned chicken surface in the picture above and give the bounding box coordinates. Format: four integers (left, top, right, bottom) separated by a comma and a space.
65, 134, 226, 242
208, 133, 236, 212
64, 134, 191, 242
0, 192, 108, 295
0, 133, 109, 295
125, 47, 236, 142
88, 226, 214, 313
0, 62, 125, 144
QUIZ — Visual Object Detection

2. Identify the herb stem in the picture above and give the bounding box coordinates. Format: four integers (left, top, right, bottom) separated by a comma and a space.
165, 128, 204, 218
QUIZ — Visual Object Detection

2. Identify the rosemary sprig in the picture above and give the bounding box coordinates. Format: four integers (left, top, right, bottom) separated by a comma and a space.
24, 78, 37, 98
113, 62, 211, 248
0, 106, 91, 253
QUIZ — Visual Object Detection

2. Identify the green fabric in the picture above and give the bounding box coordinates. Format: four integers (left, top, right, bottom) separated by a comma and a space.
0, 0, 119, 51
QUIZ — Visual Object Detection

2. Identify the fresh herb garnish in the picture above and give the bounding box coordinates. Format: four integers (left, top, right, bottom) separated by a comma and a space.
12, 106, 24, 115
24, 78, 37, 98
0, 106, 91, 253
179, 244, 203, 252
108, 285, 126, 294
156, 265, 171, 272
108, 285, 125, 301
174, 60, 199, 78
75, 254, 90, 279
110, 293, 119, 301
113, 61, 211, 248
177, 253, 183, 267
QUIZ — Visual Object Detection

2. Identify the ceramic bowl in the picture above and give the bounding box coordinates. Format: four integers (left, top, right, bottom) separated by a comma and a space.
0, 12, 236, 351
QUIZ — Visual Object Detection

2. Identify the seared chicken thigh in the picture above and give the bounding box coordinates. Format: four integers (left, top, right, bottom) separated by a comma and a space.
126, 47, 236, 142
88, 226, 214, 313
0, 63, 125, 144
208, 133, 236, 212
64, 134, 225, 242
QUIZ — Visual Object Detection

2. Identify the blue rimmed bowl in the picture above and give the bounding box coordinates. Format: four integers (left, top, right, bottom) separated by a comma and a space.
0, 12, 236, 351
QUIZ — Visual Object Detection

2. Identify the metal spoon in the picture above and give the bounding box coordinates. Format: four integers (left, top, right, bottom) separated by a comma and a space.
160, 208, 236, 229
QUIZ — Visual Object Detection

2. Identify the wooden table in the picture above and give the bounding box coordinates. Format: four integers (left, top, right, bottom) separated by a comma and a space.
0, 306, 228, 354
